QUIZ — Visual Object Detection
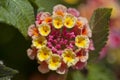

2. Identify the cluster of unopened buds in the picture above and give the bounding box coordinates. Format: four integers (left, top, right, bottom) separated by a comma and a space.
27, 4, 94, 74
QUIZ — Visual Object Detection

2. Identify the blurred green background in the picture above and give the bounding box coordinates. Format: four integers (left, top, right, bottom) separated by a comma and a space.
0, 0, 120, 80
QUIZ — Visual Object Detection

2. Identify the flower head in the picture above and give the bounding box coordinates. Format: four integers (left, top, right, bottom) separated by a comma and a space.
48, 54, 61, 70
38, 23, 51, 36
27, 4, 93, 74
52, 16, 63, 29
37, 46, 52, 61
64, 14, 76, 28
75, 35, 90, 48
36, 12, 51, 21
62, 49, 78, 67
32, 36, 47, 49
36, 12, 52, 26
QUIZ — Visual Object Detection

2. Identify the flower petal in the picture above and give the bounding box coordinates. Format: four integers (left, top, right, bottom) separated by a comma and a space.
38, 23, 51, 36
27, 47, 37, 60
73, 61, 86, 70
76, 49, 89, 62
52, 16, 63, 29
37, 46, 52, 61
62, 49, 78, 67
64, 14, 76, 28
56, 62, 68, 74
28, 24, 39, 38
48, 54, 61, 70
67, 8, 80, 17
75, 35, 90, 48
38, 62, 49, 74
32, 36, 47, 49
53, 4, 67, 16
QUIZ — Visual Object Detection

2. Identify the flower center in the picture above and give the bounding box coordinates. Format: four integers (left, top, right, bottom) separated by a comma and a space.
47, 28, 75, 55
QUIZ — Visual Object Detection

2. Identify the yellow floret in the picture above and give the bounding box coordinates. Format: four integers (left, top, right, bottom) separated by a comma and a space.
37, 46, 52, 62
62, 49, 77, 67
32, 36, 47, 49
53, 16, 63, 29
38, 23, 51, 36
64, 14, 76, 28
48, 54, 61, 70
75, 35, 90, 48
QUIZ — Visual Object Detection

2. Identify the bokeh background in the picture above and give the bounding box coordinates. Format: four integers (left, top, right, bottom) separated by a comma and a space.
0, 0, 120, 80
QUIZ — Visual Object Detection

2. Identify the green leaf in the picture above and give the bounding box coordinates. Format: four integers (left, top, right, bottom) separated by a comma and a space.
29, 0, 63, 13
89, 8, 112, 61
67, 70, 86, 80
29, 0, 80, 13
0, 64, 18, 78
0, 0, 35, 37
87, 63, 116, 80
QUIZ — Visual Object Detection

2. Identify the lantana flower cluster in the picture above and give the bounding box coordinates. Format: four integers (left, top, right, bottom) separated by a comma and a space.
27, 4, 94, 74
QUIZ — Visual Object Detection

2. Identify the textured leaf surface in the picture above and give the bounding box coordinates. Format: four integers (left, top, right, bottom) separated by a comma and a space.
0, 0, 35, 37
29, 0, 79, 13
89, 8, 112, 61
29, 0, 63, 13
0, 64, 18, 79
